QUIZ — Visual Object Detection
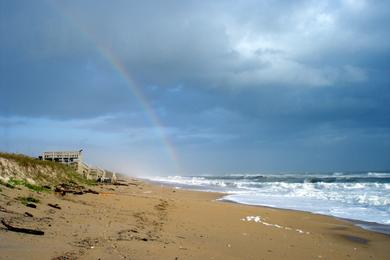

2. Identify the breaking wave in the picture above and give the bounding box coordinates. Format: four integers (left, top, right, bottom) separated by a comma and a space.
151, 172, 390, 227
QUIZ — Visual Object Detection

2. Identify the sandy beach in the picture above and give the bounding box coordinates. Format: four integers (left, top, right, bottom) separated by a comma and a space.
1, 178, 389, 260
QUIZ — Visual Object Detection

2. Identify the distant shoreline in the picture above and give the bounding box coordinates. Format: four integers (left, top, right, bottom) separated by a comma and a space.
146, 177, 390, 236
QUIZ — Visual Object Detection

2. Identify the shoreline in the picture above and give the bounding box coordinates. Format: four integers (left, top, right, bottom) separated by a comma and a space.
146, 178, 390, 236
1, 177, 389, 259
220, 198, 390, 236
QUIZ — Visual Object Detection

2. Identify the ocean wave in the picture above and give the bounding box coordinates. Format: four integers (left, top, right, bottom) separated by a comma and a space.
150, 173, 390, 225
367, 172, 390, 177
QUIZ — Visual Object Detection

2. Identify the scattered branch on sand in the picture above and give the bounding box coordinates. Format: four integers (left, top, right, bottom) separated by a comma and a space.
84, 189, 99, 195
113, 182, 129, 186
24, 212, 33, 217
54, 183, 83, 196
1, 219, 44, 235
48, 203, 61, 209
54, 183, 99, 196
26, 203, 37, 208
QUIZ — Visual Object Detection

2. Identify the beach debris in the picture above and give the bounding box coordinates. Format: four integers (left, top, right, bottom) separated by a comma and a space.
54, 183, 83, 195
24, 212, 33, 217
54, 183, 99, 196
241, 216, 310, 235
1, 219, 44, 235
84, 189, 99, 195
48, 203, 61, 209
113, 182, 129, 186
26, 203, 37, 208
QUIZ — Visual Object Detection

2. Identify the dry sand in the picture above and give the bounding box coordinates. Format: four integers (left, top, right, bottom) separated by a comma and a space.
0, 178, 389, 259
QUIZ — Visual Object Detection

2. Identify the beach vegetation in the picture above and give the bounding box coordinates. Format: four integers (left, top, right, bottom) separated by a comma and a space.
0, 152, 58, 168
0, 179, 16, 189
0, 152, 96, 187
17, 196, 40, 205
6, 178, 51, 193
66, 170, 97, 186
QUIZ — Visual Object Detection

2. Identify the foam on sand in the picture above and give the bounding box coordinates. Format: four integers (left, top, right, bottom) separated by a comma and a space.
241, 216, 310, 235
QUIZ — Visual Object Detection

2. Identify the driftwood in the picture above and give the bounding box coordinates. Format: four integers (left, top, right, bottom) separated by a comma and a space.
54, 183, 84, 195
24, 212, 33, 217
54, 183, 98, 196
84, 189, 99, 194
48, 203, 61, 210
113, 182, 129, 186
1, 219, 44, 235
26, 203, 36, 208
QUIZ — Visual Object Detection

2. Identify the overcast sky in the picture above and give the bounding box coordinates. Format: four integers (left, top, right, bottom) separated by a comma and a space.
1, 0, 389, 176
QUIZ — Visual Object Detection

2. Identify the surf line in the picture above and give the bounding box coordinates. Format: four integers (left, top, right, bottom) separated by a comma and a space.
52, 3, 182, 173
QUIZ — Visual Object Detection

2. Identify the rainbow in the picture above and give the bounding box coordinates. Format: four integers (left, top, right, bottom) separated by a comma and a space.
52, 4, 182, 173
100, 47, 182, 172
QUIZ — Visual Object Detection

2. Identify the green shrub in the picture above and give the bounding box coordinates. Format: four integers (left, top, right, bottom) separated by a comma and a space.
0, 179, 15, 188
6, 178, 50, 192
17, 196, 40, 205
7, 178, 24, 186
24, 182, 51, 192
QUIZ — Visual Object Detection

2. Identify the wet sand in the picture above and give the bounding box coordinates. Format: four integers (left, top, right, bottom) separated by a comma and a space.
1, 178, 389, 259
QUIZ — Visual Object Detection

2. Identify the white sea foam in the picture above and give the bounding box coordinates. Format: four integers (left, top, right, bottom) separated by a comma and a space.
368, 172, 390, 177
150, 173, 390, 226
241, 216, 310, 234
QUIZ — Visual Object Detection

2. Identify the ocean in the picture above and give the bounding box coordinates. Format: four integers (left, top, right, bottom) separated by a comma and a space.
150, 172, 390, 234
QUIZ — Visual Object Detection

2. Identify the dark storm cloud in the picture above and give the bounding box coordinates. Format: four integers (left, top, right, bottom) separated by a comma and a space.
1, 0, 389, 172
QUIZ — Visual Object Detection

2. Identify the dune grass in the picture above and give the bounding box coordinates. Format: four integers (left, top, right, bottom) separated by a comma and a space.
17, 196, 40, 205
0, 179, 16, 189
5, 178, 51, 192
0, 152, 96, 187
0, 152, 58, 168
